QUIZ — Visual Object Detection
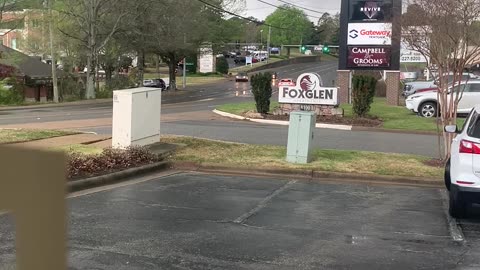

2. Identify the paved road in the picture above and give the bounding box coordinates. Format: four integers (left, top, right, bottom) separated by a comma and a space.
0, 173, 477, 269
0, 59, 441, 157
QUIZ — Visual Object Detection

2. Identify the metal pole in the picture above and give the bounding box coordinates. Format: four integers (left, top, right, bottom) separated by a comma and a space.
182, 57, 186, 89
260, 30, 263, 50
48, 0, 59, 103
266, 26, 271, 63
183, 33, 186, 89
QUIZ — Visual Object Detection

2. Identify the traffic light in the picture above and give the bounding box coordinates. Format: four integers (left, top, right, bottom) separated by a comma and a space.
301, 45, 306, 53
322, 45, 330, 54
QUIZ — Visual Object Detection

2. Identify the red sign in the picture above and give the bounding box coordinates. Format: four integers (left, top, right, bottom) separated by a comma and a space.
347, 46, 391, 68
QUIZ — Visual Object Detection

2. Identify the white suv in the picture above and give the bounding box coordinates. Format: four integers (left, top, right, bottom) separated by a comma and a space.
406, 80, 480, 117
445, 107, 480, 218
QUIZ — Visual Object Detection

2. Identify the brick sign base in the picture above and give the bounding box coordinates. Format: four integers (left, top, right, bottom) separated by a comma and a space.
273, 103, 344, 116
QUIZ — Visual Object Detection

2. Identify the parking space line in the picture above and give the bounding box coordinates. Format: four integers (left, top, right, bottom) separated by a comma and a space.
439, 189, 465, 242
233, 180, 297, 224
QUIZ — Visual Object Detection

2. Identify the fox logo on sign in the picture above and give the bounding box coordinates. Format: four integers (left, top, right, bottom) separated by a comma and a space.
300, 74, 320, 91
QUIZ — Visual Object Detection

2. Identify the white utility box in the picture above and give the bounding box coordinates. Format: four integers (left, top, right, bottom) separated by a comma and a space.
286, 111, 316, 164
112, 87, 161, 149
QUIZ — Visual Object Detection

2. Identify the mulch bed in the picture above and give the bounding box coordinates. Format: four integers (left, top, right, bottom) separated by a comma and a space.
262, 114, 384, 128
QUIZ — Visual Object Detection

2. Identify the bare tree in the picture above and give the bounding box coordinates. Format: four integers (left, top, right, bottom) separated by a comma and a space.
402, 0, 480, 160
59, 0, 127, 99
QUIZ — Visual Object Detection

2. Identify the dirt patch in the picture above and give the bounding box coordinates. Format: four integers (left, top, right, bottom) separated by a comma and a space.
262, 114, 383, 127
423, 159, 444, 168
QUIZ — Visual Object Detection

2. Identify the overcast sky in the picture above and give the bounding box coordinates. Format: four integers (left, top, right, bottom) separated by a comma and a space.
243, 0, 341, 22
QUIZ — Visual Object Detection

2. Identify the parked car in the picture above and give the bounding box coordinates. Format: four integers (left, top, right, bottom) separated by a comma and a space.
405, 80, 480, 117
403, 73, 478, 96
143, 79, 166, 91
235, 72, 249, 82
444, 106, 480, 217
234, 56, 246, 64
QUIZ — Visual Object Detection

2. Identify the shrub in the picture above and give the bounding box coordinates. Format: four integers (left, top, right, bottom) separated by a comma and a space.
216, 56, 229, 75
67, 146, 159, 179
352, 75, 377, 117
0, 78, 24, 105
250, 72, 272, 114
59, 76, 84, 101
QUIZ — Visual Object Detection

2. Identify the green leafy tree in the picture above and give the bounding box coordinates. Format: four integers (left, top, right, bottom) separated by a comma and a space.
263, 6, 311, 48
316, 13, 340, 45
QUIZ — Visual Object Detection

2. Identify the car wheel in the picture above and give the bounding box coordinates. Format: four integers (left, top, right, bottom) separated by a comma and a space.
419, 102, 437, 118
449, 189, 467, 218
444, 159, 451, 191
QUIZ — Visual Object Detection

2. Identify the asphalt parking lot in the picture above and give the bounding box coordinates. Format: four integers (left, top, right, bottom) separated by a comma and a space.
1, 173, 480, 269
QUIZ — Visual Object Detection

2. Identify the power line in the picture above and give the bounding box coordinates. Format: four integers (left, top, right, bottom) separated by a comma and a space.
276, 0, 337, 14
196, 0, 295, 31
256, 0, 321, 19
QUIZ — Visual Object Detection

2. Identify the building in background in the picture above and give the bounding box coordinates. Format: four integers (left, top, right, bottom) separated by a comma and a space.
0, 9, 48, 58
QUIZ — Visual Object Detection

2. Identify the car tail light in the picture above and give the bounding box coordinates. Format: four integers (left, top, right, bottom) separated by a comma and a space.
459, 140, 480, 154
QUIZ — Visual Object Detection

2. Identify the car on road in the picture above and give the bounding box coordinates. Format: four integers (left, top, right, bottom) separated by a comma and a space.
234, 56, 246, 64
143, 79, 166, 91
235, 72, 249, 82
278, 78, 295, 87
403, 73, 478, 96
444, 106, 480, 217
405, 80, 480, 117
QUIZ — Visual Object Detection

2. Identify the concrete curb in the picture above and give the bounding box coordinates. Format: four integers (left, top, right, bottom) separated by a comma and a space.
68, 161, 172, 192
0, 99, 112, 111
351, 126, 438, 136
212, 109, 247, 120
212, 109, 354, 131
173, 162, 442, 188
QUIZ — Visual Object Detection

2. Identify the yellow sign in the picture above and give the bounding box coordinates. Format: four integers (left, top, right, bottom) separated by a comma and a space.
0, 146, 67, 270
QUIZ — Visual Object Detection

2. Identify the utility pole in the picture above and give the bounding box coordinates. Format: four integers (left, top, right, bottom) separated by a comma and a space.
260, 29, 263, 50
266, 26, 271, 63
183, 33, 186, 89
48, 0, 59, 103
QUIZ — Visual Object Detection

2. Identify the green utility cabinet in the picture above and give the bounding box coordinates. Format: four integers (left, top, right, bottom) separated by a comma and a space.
286, 111, 316, 164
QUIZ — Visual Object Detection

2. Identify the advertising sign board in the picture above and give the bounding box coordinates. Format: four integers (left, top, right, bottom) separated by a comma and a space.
199, 45, 214, 73
400, 49, 428, 63
347, 23, 392, 45
349, 0, 393, 22
278, 73, 338, 105
347, 46, 391, 68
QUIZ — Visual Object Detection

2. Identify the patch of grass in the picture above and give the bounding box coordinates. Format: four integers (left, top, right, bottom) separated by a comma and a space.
341, 98, 466, 132
0, 129, 76, 144
217, 101, 279, 115
217, 98, 466, 133
53, 144, 103, 155
163, 136, 442, 179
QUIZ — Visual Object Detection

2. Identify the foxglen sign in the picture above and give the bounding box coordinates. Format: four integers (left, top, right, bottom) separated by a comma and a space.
279, 73, 338, 106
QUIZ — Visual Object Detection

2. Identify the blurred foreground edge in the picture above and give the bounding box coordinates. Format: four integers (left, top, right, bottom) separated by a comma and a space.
0, 145, 67, 270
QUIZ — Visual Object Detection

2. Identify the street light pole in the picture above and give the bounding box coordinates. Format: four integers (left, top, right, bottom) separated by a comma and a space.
183, 33, 186, 89
266, 26, 271, 63
260, 29, 263, 50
